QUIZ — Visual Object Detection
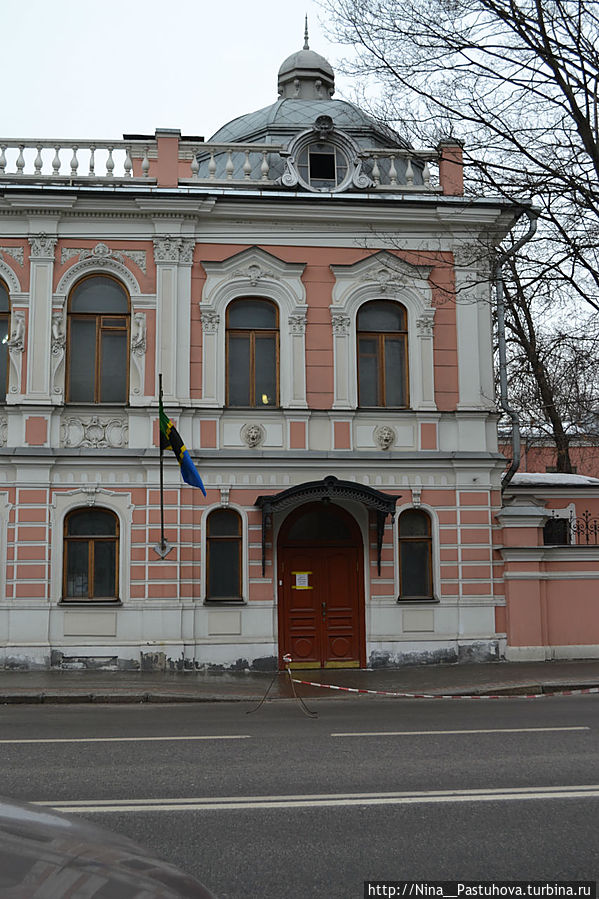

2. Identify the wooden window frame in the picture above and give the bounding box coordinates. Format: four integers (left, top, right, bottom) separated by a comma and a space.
357, 302, 409, 408
225, 298, 279, 408
206, 509, 243, 602
62, 508, 120, 602
398, 509, 433, 601
66, 275, 130, 404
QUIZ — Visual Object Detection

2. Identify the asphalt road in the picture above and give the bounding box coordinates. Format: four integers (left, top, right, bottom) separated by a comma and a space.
0, 696, 597, 898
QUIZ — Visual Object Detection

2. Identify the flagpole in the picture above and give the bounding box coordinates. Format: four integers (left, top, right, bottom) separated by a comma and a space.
158, 372, 166, 555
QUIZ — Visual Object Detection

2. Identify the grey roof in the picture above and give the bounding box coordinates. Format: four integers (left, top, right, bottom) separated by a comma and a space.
209, 98, 407, 150
278, 48, 334, 80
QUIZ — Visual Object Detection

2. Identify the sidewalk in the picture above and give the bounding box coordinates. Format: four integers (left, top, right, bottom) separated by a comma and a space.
0, 658, 598, 703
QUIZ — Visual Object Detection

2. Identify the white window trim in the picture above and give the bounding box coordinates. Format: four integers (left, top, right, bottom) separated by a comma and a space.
53, 258, 151, 405
395, 502, 440, 602
199, 249, 307, 409
330, 252, 436, 411
50, 489, 133, 605
201, 502, 248, 603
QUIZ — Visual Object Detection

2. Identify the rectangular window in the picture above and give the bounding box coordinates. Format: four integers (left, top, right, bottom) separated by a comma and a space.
68, 319, 97, 402
227, 334, 251, 406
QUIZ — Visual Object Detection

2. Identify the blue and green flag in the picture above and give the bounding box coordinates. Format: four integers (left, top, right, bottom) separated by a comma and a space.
159, 399, 207, 496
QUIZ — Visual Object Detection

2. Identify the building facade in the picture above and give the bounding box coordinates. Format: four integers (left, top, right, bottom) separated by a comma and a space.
1, 40, 596, 671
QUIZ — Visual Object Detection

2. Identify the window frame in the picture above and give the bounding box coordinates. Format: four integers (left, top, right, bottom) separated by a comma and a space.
397, 508, 434, 602
66, 274, 130, 404
62, 507, 120, 603
205, 508, 243, 602
357, 300, 409, 409
225, 297, 279, 408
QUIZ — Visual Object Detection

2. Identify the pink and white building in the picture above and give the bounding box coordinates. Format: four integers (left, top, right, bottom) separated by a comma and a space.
0, 39, 597, 670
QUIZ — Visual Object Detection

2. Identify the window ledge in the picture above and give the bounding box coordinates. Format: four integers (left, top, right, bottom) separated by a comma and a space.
203, 599, 247, 606
396, 596, 440, 604
58, 600, 123, 607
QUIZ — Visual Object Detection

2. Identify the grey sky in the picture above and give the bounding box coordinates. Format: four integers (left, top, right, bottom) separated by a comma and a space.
3, 0, 349, 142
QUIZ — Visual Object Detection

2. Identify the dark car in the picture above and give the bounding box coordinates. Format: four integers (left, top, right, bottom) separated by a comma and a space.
0, 796, 215, 898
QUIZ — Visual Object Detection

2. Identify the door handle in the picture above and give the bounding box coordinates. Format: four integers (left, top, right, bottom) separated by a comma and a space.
322, 601, 327, 618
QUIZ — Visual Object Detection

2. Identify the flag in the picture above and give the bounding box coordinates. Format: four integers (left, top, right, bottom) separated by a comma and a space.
159, 399, 207, 496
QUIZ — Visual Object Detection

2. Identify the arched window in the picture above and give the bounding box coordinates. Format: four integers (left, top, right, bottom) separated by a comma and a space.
0, 280, 9, 401
206, 509, 242, 601
226, 298, 278, 407
357, 300, 408, 407
63, 508, 119, 601
67, 275, 130, 403
398, 509, 433, 600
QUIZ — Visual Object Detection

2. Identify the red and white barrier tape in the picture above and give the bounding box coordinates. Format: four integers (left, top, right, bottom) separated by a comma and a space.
286, 673, 599, 701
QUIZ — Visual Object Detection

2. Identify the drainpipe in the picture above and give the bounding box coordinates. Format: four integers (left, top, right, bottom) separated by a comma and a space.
494, 207, 539, 490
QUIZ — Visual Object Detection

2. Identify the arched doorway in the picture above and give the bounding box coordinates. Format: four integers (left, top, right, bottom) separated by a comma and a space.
277, 502, 365, 669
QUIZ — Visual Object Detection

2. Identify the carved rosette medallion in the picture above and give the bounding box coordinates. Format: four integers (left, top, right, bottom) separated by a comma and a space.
241, 423, 265, 448
374, 425, 396, 450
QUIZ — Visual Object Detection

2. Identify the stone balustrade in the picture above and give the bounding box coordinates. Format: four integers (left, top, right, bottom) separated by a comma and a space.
0, 130, 461, 193
0, 139, 157, 180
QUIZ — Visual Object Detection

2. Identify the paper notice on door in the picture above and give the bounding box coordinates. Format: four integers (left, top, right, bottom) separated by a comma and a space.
292, 571, 312, 589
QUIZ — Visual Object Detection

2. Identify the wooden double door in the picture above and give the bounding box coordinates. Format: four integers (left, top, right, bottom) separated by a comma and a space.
278, 503, 365, 669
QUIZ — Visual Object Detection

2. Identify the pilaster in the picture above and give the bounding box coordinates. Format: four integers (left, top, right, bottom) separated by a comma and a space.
26, 234, 57, 402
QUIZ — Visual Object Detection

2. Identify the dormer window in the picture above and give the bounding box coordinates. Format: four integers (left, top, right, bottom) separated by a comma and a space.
298, 142, 348, 190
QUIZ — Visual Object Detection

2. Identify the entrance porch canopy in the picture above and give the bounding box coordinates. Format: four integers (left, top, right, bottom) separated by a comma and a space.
255, 475, 400, 575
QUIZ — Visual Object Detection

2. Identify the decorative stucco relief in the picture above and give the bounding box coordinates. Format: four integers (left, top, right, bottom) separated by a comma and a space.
0, 417, 7, 447
153, 237, 195, 264
60, 243, 147, 274
51, 309, 66, 399
231, 262, 281, 286
7, 310, 25, 395
331, 310, 351, 336
130, 311, 147, 397
241, 423, 265, 448
288, 312, 307, 334
61, 415, 129, 448
0, 247, 24, 267
199, 309, 220, 333
416, 309, 436, 337
29, 234, 57, 259
374, 425, 396, 450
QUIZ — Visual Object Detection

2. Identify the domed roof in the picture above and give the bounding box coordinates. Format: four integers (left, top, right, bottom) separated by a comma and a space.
210, 98, 405, 149
278, 48, 334, 81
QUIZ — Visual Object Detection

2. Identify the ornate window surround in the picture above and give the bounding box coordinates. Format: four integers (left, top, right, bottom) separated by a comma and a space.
330, 252, 436, 411
50, 488, 133, 606
200, 501, 249, 603
53, 254, 153, 405
199, 248, 307, 409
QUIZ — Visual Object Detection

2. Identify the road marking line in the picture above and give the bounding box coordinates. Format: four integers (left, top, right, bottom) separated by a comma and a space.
331, 726, 590, 737
34, 784, 599, 814
0, 735, 251, 744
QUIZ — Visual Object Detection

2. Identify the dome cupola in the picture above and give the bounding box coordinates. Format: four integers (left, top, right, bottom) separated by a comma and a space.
277, 18, 335, 100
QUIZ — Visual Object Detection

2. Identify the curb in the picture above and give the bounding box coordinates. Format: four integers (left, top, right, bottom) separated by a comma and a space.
1, 683, 599, 704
